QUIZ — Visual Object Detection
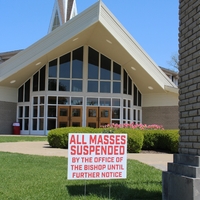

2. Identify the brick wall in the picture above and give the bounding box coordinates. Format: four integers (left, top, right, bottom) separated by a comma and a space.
142, 106, 179, 129
179, 0, 200, 155
0, 101, 17, 134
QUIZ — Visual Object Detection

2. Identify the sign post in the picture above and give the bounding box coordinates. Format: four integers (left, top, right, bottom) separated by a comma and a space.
68, 133, 127, 180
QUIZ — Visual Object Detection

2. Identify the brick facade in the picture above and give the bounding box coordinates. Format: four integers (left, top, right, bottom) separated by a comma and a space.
142, 106, 178, 129
0, 101, 17, 134
179, 0, 200, 155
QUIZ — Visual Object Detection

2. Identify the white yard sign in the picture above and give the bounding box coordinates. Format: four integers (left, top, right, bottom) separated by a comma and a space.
67, 133, 127, 180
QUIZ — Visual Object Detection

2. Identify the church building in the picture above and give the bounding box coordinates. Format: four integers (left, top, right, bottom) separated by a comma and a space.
0, 0, 178, 135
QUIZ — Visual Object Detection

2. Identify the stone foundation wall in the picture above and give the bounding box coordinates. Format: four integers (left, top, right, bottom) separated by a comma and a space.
0, 101, 17, 134
142, 106, 179, 129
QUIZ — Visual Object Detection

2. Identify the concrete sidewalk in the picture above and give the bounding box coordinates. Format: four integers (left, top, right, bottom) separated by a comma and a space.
0, 141, 173, 171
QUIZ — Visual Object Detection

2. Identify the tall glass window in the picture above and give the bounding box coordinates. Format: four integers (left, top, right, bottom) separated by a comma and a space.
40, 66, 46, 91
72, 47, 83, 79
18, 86, 23, 102
59, 53, 70, 78
123, 70, 127, 94
100, 55, 111, 80
33, 72, 38, 91
49, 59, 57, 77
88, 47, 99, 79
24, 80, 30, 102
113, 62, 121, 80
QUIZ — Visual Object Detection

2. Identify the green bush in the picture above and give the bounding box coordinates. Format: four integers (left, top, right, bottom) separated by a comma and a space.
48, 127, 179, 153
48, 127, 94, 148
114, 128, 144, 153
142, 130, 179, 153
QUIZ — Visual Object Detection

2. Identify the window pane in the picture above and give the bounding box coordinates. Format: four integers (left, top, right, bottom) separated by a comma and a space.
123, 70, 127, 94
133, 110, 136, 120
48, 79, 57, 91
72, 122, 80, 127
25, 79, 30, 102
59, 80, 70, 91
33, 119, 37, 130
40, 96, 44, 104
40, 65, 46, 91
138, 110, 141, 121
88, 81, 98, 92
138, 91, 142, 106
113, 82, 121, 93
19, 119, 23, 130
47, 119, 56, 130
71, 97, 83, 105
72, 47, 83, 78
112, 108, 120, 119
48, 106, 56, 117
100, 81, 110, 93
49, 59, 57, 77
134, 85, 138, 106
123, 108, 126, 119
33, 106, 37, 117
87, 98, 98, 106
58, 97, 69, 105
18, 85, 24, 102
24, 119, 29, 130
25, 106, 29, 117
100, 55, 111, 80
33, 72, 38, 91
72, 80, 82, 92
88, 109, 97, 117
128, 109, 130, 120
48, 96, 56, 104
101, 110, 109, 117
39, 119, 44, 130
60, 108, 68, 116
33, 97, 38, 104
128, 77, 132, 95
59, 53, 70, 78
88, 47, 99, 79
39, 106, 44, 117
19, 107, 23, 118
112, 99, 120, 106
100, 98, 111, 106
128, 100, 131, 107
113, 62, 121, 80
123, 99, 126, 107
72, 109, 81, 117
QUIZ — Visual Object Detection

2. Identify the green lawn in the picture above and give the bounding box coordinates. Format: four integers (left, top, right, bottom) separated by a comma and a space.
0, 152, 162, 200
0, 135, 47, 143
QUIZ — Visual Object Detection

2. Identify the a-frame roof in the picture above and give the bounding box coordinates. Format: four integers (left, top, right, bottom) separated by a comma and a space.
48, 0, 77, 33
0, 1, 178, 94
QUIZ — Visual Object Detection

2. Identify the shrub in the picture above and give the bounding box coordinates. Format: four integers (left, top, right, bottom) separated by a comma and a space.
48, 127, 94, 148
142, 130, 179, 153
114, 128, 144, 153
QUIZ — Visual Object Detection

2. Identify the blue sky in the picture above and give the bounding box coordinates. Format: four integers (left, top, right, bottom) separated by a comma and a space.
0, 0, 179, 70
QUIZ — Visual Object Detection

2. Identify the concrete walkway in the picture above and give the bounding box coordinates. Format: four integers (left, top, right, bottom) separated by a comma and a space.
0, 141, 173, 171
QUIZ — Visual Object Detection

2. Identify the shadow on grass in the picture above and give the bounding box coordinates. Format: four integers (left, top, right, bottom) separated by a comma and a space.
66, 181, 162, 200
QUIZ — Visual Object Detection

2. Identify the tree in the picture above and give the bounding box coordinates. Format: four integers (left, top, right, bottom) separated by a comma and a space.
168, 53, 179, 71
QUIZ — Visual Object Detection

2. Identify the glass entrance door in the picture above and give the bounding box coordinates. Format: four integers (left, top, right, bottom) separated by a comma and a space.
86, 107, 111, 128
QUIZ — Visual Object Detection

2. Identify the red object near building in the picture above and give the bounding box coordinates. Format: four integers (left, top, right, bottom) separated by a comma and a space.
13, 122, 20, 135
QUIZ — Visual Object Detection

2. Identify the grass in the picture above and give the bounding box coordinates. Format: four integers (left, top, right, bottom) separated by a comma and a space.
0, 152, 162, 200
0, 135, 47, 143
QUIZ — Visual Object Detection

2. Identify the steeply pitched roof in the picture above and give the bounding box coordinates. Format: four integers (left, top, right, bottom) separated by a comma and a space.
0, 1, 178, 94
48, 0, 77, 33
